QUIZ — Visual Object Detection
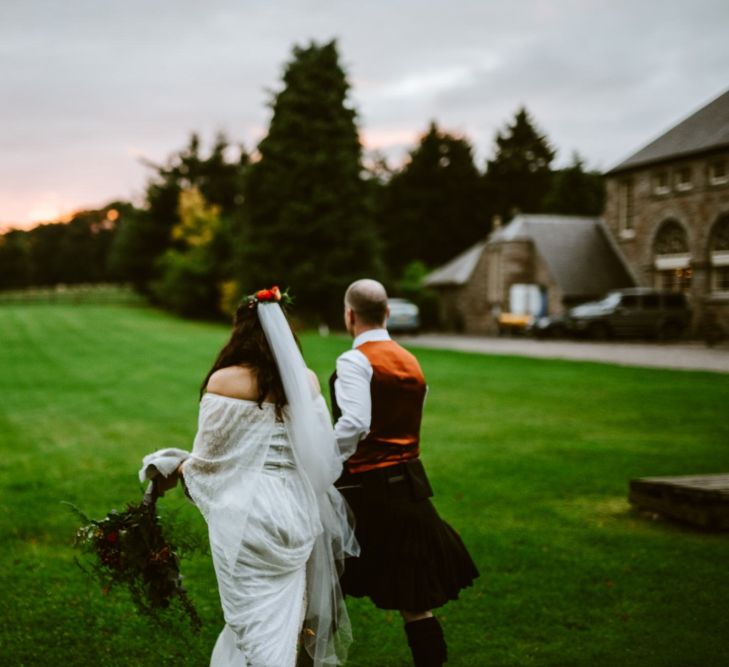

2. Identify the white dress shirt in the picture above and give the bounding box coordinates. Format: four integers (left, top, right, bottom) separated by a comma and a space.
333, 328, 391, 461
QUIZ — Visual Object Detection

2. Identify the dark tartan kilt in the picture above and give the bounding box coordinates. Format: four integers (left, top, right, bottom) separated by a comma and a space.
336, 459, 479, 611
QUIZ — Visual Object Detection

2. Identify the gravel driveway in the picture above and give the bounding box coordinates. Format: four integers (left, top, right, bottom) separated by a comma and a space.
395, 334, 729, 374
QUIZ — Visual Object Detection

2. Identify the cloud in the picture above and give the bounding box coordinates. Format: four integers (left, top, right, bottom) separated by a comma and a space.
0, 0, 727, 223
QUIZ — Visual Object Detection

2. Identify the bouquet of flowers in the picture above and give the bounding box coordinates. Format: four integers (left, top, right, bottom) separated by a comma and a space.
67, 485, 202, 632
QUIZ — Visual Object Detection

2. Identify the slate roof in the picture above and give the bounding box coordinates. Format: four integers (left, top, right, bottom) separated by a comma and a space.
609, 87, 729, 174
499, 215, 636, 297
422, 240, 488, 287
424, 214, 636, 298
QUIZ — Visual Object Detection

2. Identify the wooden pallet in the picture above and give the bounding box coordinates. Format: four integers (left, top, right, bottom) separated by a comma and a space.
629, 474, 729, 530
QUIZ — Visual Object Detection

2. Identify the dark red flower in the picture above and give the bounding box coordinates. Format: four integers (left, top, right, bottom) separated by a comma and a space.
106, 531, 118, 543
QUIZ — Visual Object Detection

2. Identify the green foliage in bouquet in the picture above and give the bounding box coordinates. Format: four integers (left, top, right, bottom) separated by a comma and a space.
66, 496, 202, 633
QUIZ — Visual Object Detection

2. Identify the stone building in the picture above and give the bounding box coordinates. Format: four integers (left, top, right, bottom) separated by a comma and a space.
423, 88, 729, 336
423, 214, 634, 334
604, 88, 729, 328
421, 239, 489, 333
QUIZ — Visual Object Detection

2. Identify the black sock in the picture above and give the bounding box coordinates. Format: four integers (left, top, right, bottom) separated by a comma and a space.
405, 617, 448, 666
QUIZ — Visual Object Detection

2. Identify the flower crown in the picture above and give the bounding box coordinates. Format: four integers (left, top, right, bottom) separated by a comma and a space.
243, 285, 293, 309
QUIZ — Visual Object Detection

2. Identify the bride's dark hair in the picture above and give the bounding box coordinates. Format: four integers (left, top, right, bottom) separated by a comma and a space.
200, 302, 297, 417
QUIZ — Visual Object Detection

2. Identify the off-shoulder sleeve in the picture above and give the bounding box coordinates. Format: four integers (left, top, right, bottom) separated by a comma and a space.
182, 395, 277, 564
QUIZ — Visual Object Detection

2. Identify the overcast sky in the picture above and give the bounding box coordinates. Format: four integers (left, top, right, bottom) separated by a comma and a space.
1, 0, 728, 229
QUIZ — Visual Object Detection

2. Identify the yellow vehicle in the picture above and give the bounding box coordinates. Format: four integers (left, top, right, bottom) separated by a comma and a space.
496, 312, 533, 335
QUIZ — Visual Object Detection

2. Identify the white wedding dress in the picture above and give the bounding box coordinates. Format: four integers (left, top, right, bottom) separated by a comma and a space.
181, 391, 354, 667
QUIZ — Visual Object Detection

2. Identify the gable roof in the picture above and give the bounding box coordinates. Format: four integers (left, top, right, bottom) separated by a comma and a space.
424, 214, 636, 298
422, 240, 488, 287
609, 87, 729, 173
494, 215, 636, 297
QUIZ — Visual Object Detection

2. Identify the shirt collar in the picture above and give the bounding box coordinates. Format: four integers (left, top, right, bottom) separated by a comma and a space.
353, 328, 391, 348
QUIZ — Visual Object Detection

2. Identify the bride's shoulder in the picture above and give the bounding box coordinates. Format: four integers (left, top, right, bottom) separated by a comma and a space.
307, 368, 321, 395
206, 365, 258, 401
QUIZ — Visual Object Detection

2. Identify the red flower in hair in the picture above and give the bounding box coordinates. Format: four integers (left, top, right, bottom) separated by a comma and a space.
244, 285, 292, 308
256, 289, 276, 301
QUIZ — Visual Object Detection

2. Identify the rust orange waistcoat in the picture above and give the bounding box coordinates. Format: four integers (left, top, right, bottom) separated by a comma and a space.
330, 339, 427, 475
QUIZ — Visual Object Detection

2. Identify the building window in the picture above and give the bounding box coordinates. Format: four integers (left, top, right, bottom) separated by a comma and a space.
653, 219, 691, 293
710, 215, 729, 293
710, 159, 728, 185
618, 178, 635, 234
657, 267, 693, 293
654, 219, 689, 255
713, 267, 729, 292
675, 166, 693, 191
653, 170, 670, 195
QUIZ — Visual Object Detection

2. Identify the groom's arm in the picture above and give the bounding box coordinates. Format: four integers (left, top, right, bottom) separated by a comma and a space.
333, 350, 372, 462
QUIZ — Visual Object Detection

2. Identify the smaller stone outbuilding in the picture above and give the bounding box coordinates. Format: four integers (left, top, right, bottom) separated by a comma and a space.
423, 214, 635, 334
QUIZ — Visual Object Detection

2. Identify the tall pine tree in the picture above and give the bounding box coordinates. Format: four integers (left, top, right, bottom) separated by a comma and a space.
543, 152, 605, 216
484, 107, 555, 220
240, 41, 381, 322
378, 122, 488, 272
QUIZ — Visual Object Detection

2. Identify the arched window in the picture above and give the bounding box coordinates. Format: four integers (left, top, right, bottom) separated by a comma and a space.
653, 220, 691, 292
710, 215, 729, 293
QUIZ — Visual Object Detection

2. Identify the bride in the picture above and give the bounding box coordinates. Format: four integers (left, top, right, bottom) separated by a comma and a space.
158, 287, 357, 667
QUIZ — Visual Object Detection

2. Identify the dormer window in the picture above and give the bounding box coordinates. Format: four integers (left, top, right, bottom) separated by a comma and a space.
675, 166, 693, 191
710, 159, 728, 185
653, 170, 670, 195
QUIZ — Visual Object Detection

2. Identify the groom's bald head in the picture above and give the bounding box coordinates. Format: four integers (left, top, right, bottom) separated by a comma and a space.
345, 279, 389, 326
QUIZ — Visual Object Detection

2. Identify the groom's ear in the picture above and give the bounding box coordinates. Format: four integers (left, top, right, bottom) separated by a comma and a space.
345, 307, 355, 327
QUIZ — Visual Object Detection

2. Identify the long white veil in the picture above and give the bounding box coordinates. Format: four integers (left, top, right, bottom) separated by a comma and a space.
258, 302, 358, 666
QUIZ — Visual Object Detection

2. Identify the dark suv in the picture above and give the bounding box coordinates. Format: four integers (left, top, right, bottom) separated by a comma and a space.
566, 288, 692, 340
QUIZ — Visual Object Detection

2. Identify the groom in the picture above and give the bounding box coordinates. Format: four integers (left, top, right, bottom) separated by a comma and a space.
330, 279, 478, 667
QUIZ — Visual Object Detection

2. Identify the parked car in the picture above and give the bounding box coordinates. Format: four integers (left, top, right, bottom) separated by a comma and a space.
527, 315, 568, 339
386, 298, 420, 333
566, 288, 691, 340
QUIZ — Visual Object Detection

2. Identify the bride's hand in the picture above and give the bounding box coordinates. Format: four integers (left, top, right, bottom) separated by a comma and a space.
155, 471, 180, 496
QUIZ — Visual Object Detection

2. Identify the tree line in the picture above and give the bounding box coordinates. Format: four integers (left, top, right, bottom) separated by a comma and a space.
0, 40, 604, 324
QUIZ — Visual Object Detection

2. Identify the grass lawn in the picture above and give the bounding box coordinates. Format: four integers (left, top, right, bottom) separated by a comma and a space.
1, 303, 728, 666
